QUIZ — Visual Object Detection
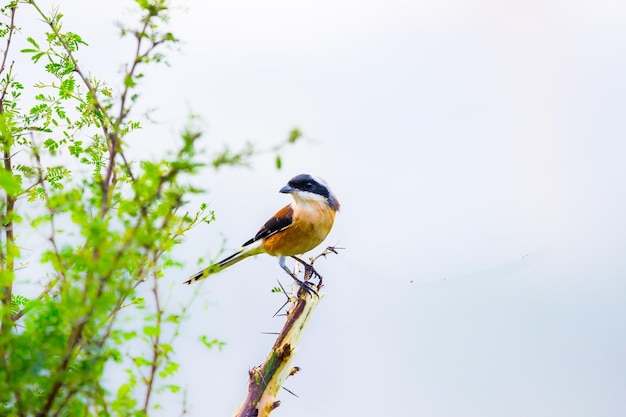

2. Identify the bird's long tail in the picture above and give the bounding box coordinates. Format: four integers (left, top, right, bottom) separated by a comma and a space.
184, 245, 264, 285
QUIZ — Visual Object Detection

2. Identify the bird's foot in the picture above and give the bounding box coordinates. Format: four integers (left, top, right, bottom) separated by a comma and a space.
290, 255, 323, 286
302, 263, 323, 287
281, 268, 318, 297
290, 273, 318, 297
279, 256, 320, 297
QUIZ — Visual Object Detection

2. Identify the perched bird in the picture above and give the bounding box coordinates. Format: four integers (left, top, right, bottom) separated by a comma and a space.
184, 174, 340, 290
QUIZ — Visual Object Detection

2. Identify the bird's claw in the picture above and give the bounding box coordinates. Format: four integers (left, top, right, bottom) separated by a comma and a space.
294, 276, 318, 297
281, 255, 322, 297
304, 266, 323, 289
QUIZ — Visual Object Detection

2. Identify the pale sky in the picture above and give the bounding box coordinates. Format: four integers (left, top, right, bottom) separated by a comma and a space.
18, 1, 626, 416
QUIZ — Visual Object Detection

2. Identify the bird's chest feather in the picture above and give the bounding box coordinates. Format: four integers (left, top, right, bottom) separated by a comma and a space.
263, 202, 336, 256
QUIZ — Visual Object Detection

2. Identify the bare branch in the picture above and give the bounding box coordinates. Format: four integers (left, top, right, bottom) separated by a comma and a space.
235, 248, 340, 417
0, 1, 17, 76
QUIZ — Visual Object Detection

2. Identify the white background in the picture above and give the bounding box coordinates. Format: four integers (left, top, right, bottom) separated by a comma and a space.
16, 1, 626, 416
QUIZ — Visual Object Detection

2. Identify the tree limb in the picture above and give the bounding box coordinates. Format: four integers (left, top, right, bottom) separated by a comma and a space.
235, 247, 340, 417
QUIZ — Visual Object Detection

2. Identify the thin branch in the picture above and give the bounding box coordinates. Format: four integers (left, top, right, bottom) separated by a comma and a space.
142, 263, 163, 413
0, 1, 17, 76
50, 387, 78, 417
37, 317, 88, 417
10, 277, 58, 321
1, 352, 26, 417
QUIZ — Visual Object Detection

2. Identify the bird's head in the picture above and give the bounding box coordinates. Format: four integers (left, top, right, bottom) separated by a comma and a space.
279, 174, 340, 211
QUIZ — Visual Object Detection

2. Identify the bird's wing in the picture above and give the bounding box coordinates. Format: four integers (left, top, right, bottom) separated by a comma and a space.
242, 204, 293, 246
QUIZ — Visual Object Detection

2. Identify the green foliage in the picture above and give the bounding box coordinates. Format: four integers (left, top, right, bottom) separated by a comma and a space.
0, 1, 225, 416
211, 127, 304, 170
10, 294, 28, 315
199, 335, 226, 351
212, 141, 255, 169
0, 1, 302, 415
287, 127, 302, 143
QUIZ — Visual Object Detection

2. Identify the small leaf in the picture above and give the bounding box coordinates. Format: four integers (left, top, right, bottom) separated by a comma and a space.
43, 139, 59, 154
0, 169, 22, 197
200, 335, 226, 351
288, 128, 302, 143
165, 384, 180, 394
143, 325, 160, 337
0, 112, 15, 144
31, 52, 45, 63
133, 356, 152, 367
124, 74, 136, 88
68, 140, 83, 157
275, 155, 282, 169
26, 36, 40, 49
59, 77, 75, 98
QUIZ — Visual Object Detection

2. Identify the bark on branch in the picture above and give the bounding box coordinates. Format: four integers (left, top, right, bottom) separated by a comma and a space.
235, 247, 339, 417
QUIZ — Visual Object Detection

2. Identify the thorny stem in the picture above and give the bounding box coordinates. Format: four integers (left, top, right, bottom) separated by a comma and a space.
237, 247, 340, 417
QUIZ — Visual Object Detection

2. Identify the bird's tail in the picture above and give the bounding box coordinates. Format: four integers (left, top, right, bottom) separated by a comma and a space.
184, 245, 264, 285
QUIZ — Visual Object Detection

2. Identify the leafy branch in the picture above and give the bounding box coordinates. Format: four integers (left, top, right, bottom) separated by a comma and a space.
0, 1, 308, 415
0, 1, 210, 415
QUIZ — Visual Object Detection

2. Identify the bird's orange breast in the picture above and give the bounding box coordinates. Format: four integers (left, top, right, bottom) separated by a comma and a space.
262, 202, 336, 256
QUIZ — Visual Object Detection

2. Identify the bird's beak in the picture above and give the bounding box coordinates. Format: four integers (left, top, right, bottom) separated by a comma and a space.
279, 185, 294, 194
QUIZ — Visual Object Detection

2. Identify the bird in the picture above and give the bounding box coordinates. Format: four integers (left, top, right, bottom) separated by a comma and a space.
184, 174, 340, 291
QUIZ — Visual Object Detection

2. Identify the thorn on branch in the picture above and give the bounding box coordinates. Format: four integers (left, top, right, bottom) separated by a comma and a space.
311, 245, 344, 263
1, 149, 21, 160
272, 279, 292, 317
270, 401, 281, 410
281, 386, 299, 398
236, 246, 342, 417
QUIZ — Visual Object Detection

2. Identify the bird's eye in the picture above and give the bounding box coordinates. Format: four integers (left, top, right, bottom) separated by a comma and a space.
305, 181, 313, 189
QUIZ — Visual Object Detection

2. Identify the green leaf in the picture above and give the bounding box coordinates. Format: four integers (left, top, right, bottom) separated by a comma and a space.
30, 51, 45, 63
124, 74, 137, 88
143, 325, 160, 337
133, 356, 152, 367
68, 140, 83, 157
59, 77, 75, 98
158, 360, 179, 378
200, 335, 226, 351
288, 128, 302, 143
275, 155, 282, 169
0, 169, 22, 197
44, 138, 59, 153
11, 294, 30, 315
165, 384, 180, 394
26, 36, 40, 49
0, 113, 14, 147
